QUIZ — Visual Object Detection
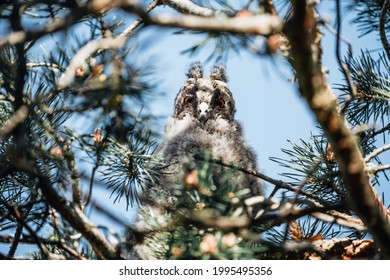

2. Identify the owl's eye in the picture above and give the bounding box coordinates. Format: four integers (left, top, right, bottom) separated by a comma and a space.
216, 98, 225, 107
184, 96, 193, 104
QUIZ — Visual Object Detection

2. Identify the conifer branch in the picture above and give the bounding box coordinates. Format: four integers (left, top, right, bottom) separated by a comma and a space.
162, 0, 216, 17
194, 155, 330, 205
2, 201, 64, 259
284, 0, 390, 258
1, 0, 389, 261
142, 13, 282, 36
248, 196, 366, 231
58, 37, 127, 89
0, 3, 89, 48
0, 105, 29, 137
0, 235, 87, 260
58, 0, 160, 89
34, 171, 121, 259
194, 155, 364, 230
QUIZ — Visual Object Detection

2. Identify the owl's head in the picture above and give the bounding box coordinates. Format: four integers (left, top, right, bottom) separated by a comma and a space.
173, 63, 236, 125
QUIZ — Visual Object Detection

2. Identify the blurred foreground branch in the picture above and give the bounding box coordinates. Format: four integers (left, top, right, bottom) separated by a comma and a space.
284, 0, 390, 258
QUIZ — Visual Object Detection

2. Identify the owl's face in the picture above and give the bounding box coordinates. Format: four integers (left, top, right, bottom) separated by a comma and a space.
173, 63, 236, 128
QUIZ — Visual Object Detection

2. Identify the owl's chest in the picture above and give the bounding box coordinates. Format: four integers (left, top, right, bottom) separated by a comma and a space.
164, 115, 196, 139
209, 135, 240, 163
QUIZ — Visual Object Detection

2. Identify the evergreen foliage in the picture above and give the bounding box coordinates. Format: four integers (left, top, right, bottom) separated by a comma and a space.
0, 0, 389, 260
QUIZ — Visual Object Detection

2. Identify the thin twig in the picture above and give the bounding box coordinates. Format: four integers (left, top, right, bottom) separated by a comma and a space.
58, 37, 127, 89
85, 160, 99, 208
380, 0, 390, 62
6, 193, 37, 258
0, 105, 29, 136
253, 198, 365, 231
364, 143, 390, 162
119, 0, 161, 37
26, 62, 64, 71
335, 0, 357, 115
320, 19, 352, 53
39, 177, 121, 259
253, 201, 335, 226
7, 222, 23, 258
91, 200, 128, 227
373, 164, 390, 173
370, 123, 390, 138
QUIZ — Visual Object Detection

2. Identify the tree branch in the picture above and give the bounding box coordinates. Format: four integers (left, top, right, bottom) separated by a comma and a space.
194, 155, 330, 206
193, 155, 365, 231
162, 0, 216, 17
249, 198, 365, 231
179, 209, 250, 231
261, 0, 278, 16
365, 143, 390, 162
143, 13, 282, 36
64, 148, 83, 209
284, 0, 390, 258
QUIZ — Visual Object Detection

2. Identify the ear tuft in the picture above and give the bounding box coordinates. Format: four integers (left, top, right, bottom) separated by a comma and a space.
210, 64, 228, 82
187, 62, 203, 79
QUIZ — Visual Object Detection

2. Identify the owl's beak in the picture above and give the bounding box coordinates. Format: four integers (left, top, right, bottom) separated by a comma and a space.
198, 102, 209, 123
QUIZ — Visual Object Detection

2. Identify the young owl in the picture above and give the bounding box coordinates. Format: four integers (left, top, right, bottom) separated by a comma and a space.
156, 62, 263, 198
131, 63, 263, 259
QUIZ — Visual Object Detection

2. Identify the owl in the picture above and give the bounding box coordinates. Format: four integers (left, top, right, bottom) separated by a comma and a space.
156, 62, 263, 199
130, 63, 263, 260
